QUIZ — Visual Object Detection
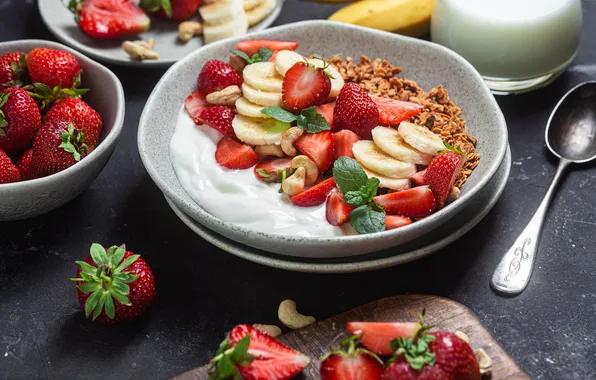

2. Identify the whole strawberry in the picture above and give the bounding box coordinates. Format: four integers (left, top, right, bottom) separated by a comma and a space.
320, 335, 384, 380
71, 0, 151, 39
0, 150, 21, 184
45, 98, 103, 150
0, 52, 28, 87
197, 60, 243, 95
27, 48, 81, 89
72, 243, 156, 324
0, 87, 42, 154
31, 120, 88, 177
333, 82, 379, 139
15, 149, 36, 181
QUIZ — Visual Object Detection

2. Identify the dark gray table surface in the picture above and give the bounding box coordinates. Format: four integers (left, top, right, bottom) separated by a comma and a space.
1, 1, 596, 379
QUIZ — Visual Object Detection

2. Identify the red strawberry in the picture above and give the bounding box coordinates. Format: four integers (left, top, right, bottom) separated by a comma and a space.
291, 177, 336, 207
0, 52, 28, 87
199, 105, 236, 137
44, 98, 103, 150
385, 215, 412, 230
27, 48, 81, 89
282, 62, 331, 111
215, 137, 259, 169
15, 149, 36, 181
184, 90, 208, 125
425, 151, 465, 208
73, 243, 156, 324
333, 129, 360, 160
320, 335, 384, 380
373, 186, 436, 218
334, 83, 379, 139
410, 168, 427, 186
0, 87, 42, 155
31, 120, 88, 177
326, 191, 354, 226
0, 150, 20, 184
254, 157, 293, 182
71, 0, 151, 39
315, 101, 335, 130
235, 40, 299, 57
155, 0, 201, 20
347, 322, 421, 357
197, 60, 243, 95
295, 130, 334, 171
370, 95, 424, 126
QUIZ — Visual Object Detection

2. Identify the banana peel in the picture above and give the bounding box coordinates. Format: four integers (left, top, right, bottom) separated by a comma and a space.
329, 0, 435, 37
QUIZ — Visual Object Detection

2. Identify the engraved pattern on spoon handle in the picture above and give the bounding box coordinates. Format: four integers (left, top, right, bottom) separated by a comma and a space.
491, 159, 570, 295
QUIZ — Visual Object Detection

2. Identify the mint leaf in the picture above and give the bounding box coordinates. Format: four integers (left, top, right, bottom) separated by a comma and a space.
296, 106, 330, 133
260, 107, 298, 123
350, 205, 385, 234
333, 157, 369, 194
344, 190, 365, 206
231, 47, 273, 65
230, 49, 251, 62
363, 177, 380, 202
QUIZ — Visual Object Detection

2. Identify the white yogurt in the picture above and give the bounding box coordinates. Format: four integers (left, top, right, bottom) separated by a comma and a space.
169, 107, 355, 237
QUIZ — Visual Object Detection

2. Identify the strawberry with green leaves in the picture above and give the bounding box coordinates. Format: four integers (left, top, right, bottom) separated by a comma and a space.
282, 60, 332, 112
31, 120, 88, 177
425, 143, 465, 208
0, 86, 42, 155
320, 334, 384, 380
0, 52, 28, 87
44, 97, 103, 150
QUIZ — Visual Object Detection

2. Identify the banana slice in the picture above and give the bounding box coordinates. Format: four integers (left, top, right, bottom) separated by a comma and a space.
242, 83, 283, 107
398, 122, 445, 156
275, 50, 305, 77
203, 13, 249, 44
362, 167, 411, 191
371, 126, 433, 165
352, 140, 417, 179
246, 0, 276, 26
200, 0, 244, 26
244, 0, 263, 11
232, 114, 290, 145
306, 58, 344, 98
243, 62, 284, 92
235, 96, 270, 118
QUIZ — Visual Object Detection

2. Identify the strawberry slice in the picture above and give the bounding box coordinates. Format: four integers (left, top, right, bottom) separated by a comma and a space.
254, 157, 293, 182
295, 130, 334, 172
74, 0, 151, 40
291, 178, 336, 207
426, 151, 465, 208
229, 324, 310, 380
326, 191, 355, 226
411, 168, 428, 186
320, 335, 384, 380
184, 91, 208, 125
385, 215, 412, 230
347, 322, 421, 356
199, 105, 237, 137
215, 137, 259, 169
373, 186, 436, 218
282, 62, 331, 111
235, 40, 299, 57
333, 130, 360, 160
315, 101, 335, 131
370, 95, 424, 126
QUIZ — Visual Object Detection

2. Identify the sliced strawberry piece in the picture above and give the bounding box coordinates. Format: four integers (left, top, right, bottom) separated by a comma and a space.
369, 95, 424, 126
373, 186, 436, 218
333, 130, 360, 160
184, 91, 208, 125
385, 215, 412, 230
235, 40, 299, 57
295, 130, 334, 172
326, 191, 355, 226
268, 50, 280, 63
320, 335, 384, 380
411, 168, 428, 186
254, 157, 293, 182
76, 0, 151, 40
426, 151, 465, 208
347, 322, 421, 357
315, 101, 335, 131
199, 105, 237, 137
215, 137, 259, 170
282, 62, 331, 112
229, 324, 310, 380
291, 178, 336, 207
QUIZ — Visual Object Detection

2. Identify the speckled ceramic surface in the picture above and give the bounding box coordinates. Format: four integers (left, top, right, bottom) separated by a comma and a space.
164, 146, 511, 272
0, 40, 125, 221
138, 20, 508, 258
38, 0, 284, 68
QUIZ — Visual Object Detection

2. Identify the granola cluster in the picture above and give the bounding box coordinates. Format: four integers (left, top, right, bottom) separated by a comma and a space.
330, 56, 480, 188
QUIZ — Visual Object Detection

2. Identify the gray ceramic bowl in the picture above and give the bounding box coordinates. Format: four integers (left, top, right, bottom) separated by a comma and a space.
0, 40, 125, 221
138, 21, 508, 258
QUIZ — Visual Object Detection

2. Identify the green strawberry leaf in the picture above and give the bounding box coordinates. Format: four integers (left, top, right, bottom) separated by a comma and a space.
84, 289, 102, 317
230, 335, 251, 363
92, 292, 107, 320
110, 291, 131, 306
438, 140, 464, 154
115, 254, 140, 273
104, 292, 115, 319
332, 157, 369, 194
89, 243, 108, 266
349, 205, 386, 234
161, 0, 172, 17
217, 355, 236, 378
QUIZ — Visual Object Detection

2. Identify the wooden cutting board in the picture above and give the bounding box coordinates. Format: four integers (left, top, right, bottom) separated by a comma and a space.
173, 295, 529, 380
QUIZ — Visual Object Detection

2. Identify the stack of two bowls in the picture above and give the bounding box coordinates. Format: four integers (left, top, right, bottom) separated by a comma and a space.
138, 21, 510, 273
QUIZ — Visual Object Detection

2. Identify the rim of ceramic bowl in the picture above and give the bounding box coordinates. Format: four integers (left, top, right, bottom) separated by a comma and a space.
0, 39, 125, 192
138, 20, 508, 245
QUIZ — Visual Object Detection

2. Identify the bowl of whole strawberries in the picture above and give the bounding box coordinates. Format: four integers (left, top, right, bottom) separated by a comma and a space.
0, 40, 124, 221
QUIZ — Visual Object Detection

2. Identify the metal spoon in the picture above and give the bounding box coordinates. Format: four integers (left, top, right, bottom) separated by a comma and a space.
491, 81, 596, 295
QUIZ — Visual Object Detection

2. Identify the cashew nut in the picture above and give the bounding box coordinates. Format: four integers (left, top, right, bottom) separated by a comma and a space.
253, 324, 282, 337
291, 155, 318, 185
122, 39, 159, 61
454, 330, 470, 344
278, 299, 316, 329
178, 21, 203, 42
281, 127, 304, 156
255, 144, 285, 158
475, 348, 493, 376
206, 85, 242, 107
281, 167, 305, 196
229, 53, 247, 74
446, 186, 461, 202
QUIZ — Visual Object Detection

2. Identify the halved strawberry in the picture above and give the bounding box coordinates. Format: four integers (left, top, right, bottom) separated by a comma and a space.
426, 151, 465, 208
370, 94, 424, 126
184, 91, 208, 125
347, 322, 421, 357
254, 157, 293, 182
215, 137, 259, 169
291, 178, 336, 207
235, 40, 299, 57
72, 0, 151, 40
385, 215, 412, 230
200, 105, 237, 137
282, 62, 331, 111
411, 168, 428, 186
333, 129, 360, 160
320, 335, 384, 380
326, 191, 355, 226
373, 186, 436, 218
295, 130, 334, 172
315, 101, 335, 131
229, 324, 310, 380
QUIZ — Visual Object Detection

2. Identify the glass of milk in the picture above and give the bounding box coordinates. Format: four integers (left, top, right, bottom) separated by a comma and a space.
431, 0, 582, 95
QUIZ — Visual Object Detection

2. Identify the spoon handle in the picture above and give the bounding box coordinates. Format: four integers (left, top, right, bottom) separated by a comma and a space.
491, 159, 570, 295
